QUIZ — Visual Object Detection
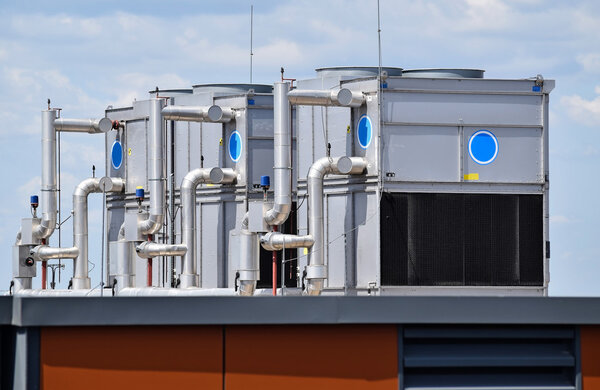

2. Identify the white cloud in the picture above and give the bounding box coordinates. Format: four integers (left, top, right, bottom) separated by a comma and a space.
551, 215, 572, 225
577, 53, 600, 72
561, 87, 600, 127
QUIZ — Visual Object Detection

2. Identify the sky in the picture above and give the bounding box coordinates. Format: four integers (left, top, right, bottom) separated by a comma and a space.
0, 0, 599, 295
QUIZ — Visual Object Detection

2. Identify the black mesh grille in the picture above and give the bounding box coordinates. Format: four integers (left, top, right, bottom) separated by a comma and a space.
380, 193, 543, 286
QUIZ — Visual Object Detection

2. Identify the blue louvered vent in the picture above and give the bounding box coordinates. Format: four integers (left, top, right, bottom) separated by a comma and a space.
402, 326, 578, 390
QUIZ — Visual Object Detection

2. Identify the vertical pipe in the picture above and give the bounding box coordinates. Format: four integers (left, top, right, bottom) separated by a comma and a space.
35, 110, 58, 239
138, 99, 165, 235
264, 82, 292, 226
272, 226, 277, 296
41, 238, 47, 289
147, 235, 152, 287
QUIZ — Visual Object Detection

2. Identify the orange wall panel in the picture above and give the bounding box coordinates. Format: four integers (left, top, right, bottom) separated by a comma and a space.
225, 325, 398, 390
41, 326, 223, 390
582, 326, 600, 390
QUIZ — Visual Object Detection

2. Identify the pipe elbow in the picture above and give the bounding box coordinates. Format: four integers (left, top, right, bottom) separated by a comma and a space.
264, 203, 292, 226
30, 245, 79, 261
138, 214, 164, 235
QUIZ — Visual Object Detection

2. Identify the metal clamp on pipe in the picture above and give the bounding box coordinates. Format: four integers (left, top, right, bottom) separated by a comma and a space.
287, 88, 365, 107
135, 242, 187, 259
162, 105, 234, 123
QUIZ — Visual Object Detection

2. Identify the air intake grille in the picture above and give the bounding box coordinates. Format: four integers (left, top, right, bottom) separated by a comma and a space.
380, 193, 543, 286
401, 326, 577, 390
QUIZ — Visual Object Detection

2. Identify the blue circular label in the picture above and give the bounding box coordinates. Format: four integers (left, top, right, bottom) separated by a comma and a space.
468, 130, 498, 165
357, 115, 372, 149
111, 140, 123, 170
228, 131, 242, 162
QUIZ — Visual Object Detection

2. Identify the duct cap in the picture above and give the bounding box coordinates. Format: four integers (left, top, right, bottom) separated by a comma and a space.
209, 167, 225, 184
98, 177, 115, 192
97, 117, 113, 133
207, 105, 224, 122
336, 156, 353, 174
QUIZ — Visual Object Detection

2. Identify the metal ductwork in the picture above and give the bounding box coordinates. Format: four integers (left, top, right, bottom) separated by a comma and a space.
73, 176, 124, 289
238, 213, 260, 296
136, 242, 187, 258
287, 88, 365, 107
305, 156, 367, 296
264, 82, 292, 226
162, 105, 234, 123
138, 99, 166, 235
30, 245, 79, 261
260, 231, 314, 251
34, 110, 59, 239
53, 117, 113, 133
180, 167, 237, 288
34, 110, 111, 240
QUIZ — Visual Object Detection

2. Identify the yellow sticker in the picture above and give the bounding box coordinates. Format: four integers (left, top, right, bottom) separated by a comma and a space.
206, 183, 215, 187
128, 148, 132, 156
219, 138, 223, 146
303, 248, 308, 255
464, 173, 479, 181
346, 125, 351, 134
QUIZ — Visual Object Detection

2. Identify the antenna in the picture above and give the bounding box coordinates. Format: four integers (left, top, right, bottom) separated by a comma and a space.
250, 5, 254, 84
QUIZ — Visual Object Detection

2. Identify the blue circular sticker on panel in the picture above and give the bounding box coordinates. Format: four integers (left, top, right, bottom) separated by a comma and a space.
111, 140, 123, 170
228, 131, 242, 162
468, 130, 498, 165
357, 115, 372, 149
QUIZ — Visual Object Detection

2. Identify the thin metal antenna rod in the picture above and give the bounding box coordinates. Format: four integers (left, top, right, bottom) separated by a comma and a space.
250, 5, 254, 84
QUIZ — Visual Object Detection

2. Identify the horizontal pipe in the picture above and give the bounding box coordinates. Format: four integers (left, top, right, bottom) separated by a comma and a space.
30, 245, 79, 261
260, 232, 314, 251
54, 117, 112, 133
135, 242, 187, 259
162, 105, 234, 123
118, 287, 237, 297
13, 289, 103, 297
287, 88, 365, 107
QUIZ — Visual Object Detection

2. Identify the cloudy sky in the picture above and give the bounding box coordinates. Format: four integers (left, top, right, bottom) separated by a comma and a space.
0, 0, 599, 295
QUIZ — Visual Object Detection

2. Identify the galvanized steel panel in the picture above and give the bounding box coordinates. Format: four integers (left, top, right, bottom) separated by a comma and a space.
383, 125, 460, 182
124, 119, 148, 193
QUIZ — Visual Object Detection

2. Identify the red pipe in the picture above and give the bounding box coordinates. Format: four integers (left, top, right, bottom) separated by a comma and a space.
41, 238, 47, 289
272, 226, 278, 296
147, 235, 153, 287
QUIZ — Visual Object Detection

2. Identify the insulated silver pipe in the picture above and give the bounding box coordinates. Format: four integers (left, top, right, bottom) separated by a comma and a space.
238, 213, 259, 296
180, 167, 237, 288
264, 82, 292, 226
73, 177, 124, 289
34, 109, 58, 239
54, 117, 112, 133
260, 231, 314, 251
162, 105, 234, 123
30, 245, 79, 261
305, 156, 367, 296
139, 99, 166, 235
288, 88, 365, 107
136, 242, 187, 258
